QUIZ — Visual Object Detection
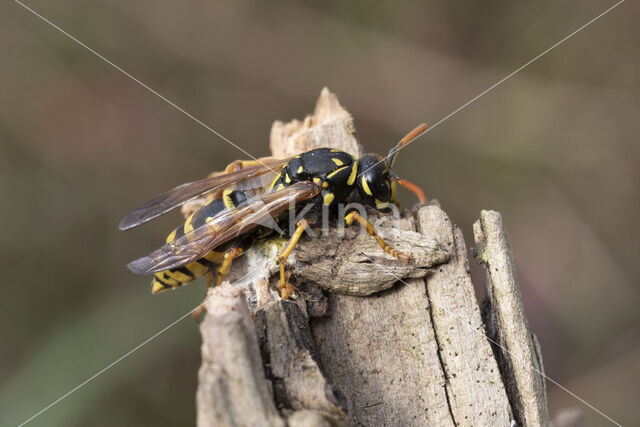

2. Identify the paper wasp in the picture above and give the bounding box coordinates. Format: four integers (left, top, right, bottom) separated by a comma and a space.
120, 124, 428, 301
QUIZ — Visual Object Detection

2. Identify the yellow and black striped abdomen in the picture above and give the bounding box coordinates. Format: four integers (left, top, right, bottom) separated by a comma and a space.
151, 189, 249, 294
152, 249, 226, 294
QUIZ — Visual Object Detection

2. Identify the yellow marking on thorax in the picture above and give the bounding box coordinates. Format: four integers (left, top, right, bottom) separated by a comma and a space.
275, 183, 285, 191
331, 158, 344, 166
184, 213, 196, 233
323, 193, 335, 206
297, 165, 303, 174
269, 173, 281, 190
222, 189, 235, 210
361, 175, 373, 196
326, 165, 348, 179
285, 173, 291, 184
347, 161, 358, 186
313, 177, 322, 186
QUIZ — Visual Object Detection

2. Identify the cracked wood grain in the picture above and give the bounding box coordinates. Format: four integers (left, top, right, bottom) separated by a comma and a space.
309, 211, 457, 426
418, 207, 513, 425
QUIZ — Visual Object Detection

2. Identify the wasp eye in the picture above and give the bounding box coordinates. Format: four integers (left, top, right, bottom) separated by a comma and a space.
357, 153, 393, 206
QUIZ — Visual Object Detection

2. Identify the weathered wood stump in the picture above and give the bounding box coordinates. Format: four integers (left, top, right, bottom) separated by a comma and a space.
195, 88, 549, 426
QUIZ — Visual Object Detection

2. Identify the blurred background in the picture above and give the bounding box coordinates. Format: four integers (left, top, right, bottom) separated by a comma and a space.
1, 0, 638, 425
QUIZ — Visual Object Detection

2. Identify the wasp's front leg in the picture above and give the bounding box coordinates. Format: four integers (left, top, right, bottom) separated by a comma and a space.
344, 211, 411, 263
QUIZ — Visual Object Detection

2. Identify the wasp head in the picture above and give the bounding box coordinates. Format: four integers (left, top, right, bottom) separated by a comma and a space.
356, 153, 395, 210
356, 124, 430, 209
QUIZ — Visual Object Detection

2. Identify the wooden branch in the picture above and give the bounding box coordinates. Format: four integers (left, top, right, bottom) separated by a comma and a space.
196, 285, 285, 427
293, 213, 450, 296
473, 211, 550, 426
196, 88, 549, 426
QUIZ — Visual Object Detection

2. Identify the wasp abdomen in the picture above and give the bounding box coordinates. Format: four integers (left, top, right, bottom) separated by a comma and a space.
151, 189, 250, 294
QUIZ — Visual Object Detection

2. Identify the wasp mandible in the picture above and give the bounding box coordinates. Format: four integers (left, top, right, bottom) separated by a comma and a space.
120, 124, 428, 300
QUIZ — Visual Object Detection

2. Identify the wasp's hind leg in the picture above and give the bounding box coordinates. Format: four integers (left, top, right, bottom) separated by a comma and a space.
192, 247, 245, 322
192, 272, 213, 322
277, 219, 310, 299
216, 247, 244, 285
345, 211, 411, 263
224, 156, 281, 173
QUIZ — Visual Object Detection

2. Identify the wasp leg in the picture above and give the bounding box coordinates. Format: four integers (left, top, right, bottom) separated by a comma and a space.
277, 219, 310, 299
192, 273, 213, 322
224, 160, 248, 173
206, 270, 216, 290
224, 157, 281, 173
344, 211, 412, 263
208, 157, 282, 198
216, 247, 244, 285
192, 247, 244, 322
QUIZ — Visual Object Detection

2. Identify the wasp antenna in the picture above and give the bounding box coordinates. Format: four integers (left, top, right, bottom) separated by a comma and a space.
400, 123, 428, 146
391, 176, 427, 206
387, 123, 428, 168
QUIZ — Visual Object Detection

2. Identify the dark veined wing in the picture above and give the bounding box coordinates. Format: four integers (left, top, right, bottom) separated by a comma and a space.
119, 156, 293, 230
127, 181, 320, 275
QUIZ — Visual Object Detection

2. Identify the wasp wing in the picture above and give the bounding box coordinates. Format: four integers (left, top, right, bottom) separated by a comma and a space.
127, 181, 320, 274
119, 156, 293, 230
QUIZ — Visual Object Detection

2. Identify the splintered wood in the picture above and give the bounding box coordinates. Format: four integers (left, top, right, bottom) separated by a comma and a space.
196, 88, 549, 426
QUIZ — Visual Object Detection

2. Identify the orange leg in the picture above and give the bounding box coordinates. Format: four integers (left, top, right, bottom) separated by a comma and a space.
277, 219, 310, 299
216, 247, 244, 285
208, 157, 281, 199
206, 270, 215, 290
345, 211, 411, 263
207, 158, 275, 198
224, 160, 248, 173
192, 274, 213, 322
224, 157, 281, 173
192, 247, 244, 322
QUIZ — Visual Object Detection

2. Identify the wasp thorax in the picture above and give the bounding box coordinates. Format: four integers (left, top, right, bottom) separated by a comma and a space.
283, 148, 358, 208
357, 153, 392, 210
